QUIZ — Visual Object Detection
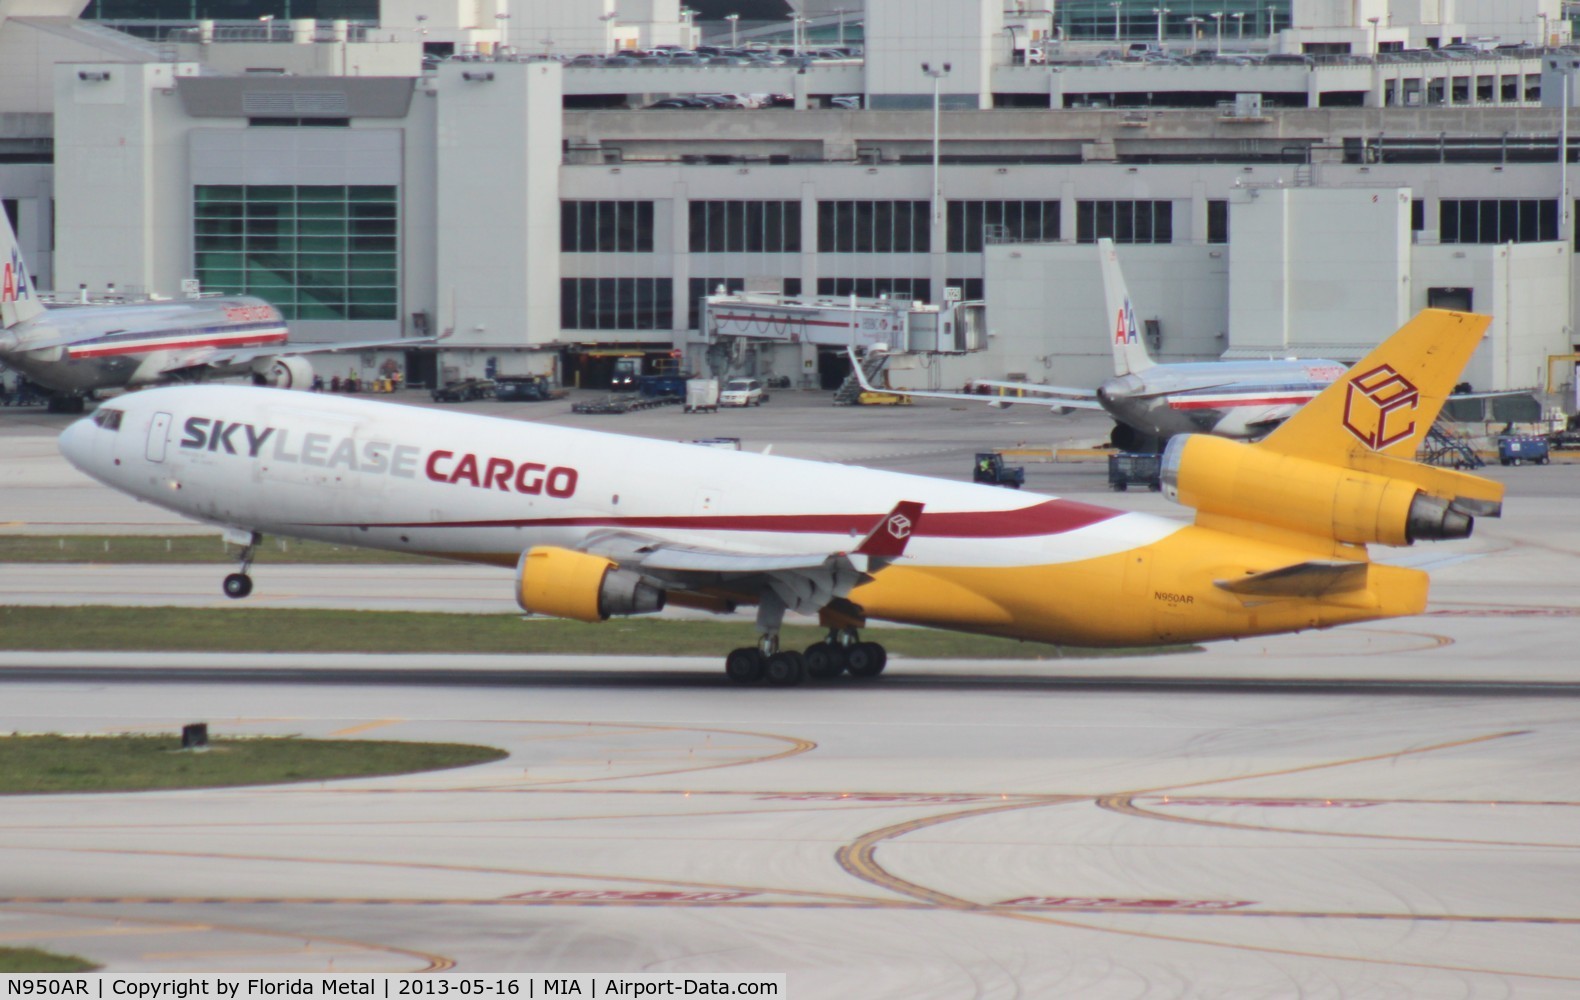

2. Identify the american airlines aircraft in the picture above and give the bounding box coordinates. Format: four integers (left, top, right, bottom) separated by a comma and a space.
857, 239, 1348, 450
59, 309, 1501, 686
0, 206, 431, 411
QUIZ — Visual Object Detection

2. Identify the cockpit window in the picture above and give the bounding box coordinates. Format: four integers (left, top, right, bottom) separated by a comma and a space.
91, 408, 123, 431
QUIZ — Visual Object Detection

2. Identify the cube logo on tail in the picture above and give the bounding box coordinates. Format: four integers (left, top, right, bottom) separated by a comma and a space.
1341, 364, 1420, 450
1114, 298, 1139, 345
855, 500, 924, 559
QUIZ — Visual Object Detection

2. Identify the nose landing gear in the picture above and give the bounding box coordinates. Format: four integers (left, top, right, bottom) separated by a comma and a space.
222, 531, 262, 599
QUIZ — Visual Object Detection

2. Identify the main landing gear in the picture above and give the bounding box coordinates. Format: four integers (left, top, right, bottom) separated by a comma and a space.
723, 597, 888, 688
222, 531, 261, 599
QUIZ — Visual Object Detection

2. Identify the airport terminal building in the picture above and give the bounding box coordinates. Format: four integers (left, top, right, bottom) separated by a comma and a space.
2, 0, 1578, 399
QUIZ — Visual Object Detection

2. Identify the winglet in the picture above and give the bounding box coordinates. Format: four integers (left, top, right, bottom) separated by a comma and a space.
855, 501, 923, 559
1099, 238, 1155, 377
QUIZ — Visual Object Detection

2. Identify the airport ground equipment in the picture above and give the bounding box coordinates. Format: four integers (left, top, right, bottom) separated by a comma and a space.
1107, 452, 1163, 491
685, 378, 720, 412
1498, 435, 1551, 465
973, 453, 1025, 489
493, 375, 561, 402
431, 378, 495, 403
638, 373, 690, 398
1419, 421, 1486, 469
572, 393, 682, 415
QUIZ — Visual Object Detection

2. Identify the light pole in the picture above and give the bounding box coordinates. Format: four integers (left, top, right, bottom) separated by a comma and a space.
258, 13, 272, 40
725, 12, 738, 48
1367, 15, 1378, 54
835, 7, 848, 47
1231, 10, 1245, 40
1153, 7, 1170, 47
493, 11, 508, 52
1538, 11, 1550, 48
1185, 15, 1203, 52
1267, 4, 1277, 40
1211, 11, 1224, 54
1111, 0, 1122, 42
923, 61, 950, 306
600, 10, 618, 54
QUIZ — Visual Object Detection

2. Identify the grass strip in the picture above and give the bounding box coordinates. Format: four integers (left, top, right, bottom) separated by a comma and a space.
0, 607, 1189, 659
0, 535, 441, 565
0, 947, 99, 972
0, 734, 507, 795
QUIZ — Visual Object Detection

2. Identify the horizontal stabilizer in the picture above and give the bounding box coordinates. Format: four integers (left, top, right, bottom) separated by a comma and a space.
1216, 560, 1369, 598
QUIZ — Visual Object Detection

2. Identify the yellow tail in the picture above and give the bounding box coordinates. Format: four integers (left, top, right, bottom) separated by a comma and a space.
1165, 309, 1503, 552
1260, 309, 1490, 464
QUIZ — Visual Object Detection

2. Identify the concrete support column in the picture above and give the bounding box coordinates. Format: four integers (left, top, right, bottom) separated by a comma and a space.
1059, 180, 1077, 243
671, 181, 690, 334
800, 181, 818, 296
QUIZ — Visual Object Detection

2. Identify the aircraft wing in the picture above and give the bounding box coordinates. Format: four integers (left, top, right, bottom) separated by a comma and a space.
849, 347, 1102, 410
583, 501, 923, 615
156, 334, 446, 375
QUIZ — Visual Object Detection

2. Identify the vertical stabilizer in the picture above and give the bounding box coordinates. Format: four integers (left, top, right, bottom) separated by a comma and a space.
0, 203, 44, 329
1099, 238, 1155, 376
1259, 309, 1491, 465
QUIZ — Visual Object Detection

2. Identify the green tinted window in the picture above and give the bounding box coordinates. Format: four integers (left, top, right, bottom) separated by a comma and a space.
193, 184, 397, 320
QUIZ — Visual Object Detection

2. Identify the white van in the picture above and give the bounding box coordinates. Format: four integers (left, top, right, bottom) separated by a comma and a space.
719, 377, 766, 407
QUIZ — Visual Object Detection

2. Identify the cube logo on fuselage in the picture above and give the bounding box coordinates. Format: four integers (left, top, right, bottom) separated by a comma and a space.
177, 415, 578, 497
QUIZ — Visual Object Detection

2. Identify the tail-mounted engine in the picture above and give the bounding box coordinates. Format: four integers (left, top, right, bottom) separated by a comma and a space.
515, 546, 666, 622
1162, 434, 1489, 547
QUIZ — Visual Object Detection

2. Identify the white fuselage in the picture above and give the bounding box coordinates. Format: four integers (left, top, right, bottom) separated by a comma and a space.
60, 385, 1183, 580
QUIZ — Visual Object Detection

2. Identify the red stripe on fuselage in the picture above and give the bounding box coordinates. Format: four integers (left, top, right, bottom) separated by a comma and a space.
66, 329, 289, 359
303, 499, 1122, 538
1167, 394, 1317, 411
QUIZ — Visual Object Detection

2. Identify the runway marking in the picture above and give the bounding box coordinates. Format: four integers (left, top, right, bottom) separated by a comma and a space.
0, 924, 203, 942
832, 726, 1580, 982
1122, 728, 1530, 797
1106, 795, 1580, 849
329, 719, 404, 737
12, 843, 894, 908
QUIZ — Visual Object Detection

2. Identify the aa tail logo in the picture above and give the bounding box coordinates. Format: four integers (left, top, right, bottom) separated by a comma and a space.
2, 249, 30, 304
1113, 298, 1139, 345
1341, 364, 1420, 450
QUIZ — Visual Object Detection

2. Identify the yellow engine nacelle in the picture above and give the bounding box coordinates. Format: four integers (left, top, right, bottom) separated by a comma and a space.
1162, 434, 1473, 547
515, 546, 666, 622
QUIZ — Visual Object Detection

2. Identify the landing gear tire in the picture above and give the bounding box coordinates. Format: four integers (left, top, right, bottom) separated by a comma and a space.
222, 573, 253, 599
725, 647, 766, 684
803, 642, 847, 679
846, 642, 888, 678
764, 651, 806, 687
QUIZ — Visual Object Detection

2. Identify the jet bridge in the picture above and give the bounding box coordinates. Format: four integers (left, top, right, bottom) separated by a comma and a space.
693, 291, 987, 387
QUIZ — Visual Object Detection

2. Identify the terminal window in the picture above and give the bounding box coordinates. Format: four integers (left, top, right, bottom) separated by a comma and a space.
816, 277, 930, 302
947, 201, 1060, 253
193, 184, 397, 321
1076, 200, 1174, 244
1439, 199, 1557, 244
817, 201, 930, 253
561, 201, 655, 253
689, 201, 801, 253
561, 277, 673, 330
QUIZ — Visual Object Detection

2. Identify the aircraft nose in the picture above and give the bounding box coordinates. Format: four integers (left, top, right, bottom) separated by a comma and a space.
57, 416, 96, 473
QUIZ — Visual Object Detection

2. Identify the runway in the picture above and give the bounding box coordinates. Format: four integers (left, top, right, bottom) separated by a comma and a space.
2, 662, 1578, 994
2, 392, 1579, 993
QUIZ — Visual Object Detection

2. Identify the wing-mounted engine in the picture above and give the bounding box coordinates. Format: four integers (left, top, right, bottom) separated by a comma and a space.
255, 355, 314, 389
515, 546, 666, 622
1161, 433, 1498, 547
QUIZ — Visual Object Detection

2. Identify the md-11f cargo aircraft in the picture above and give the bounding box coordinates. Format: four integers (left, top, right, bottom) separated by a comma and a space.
857, 238, 1349, 450
60, 309, 1503, 686
0, 202, 434, 411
